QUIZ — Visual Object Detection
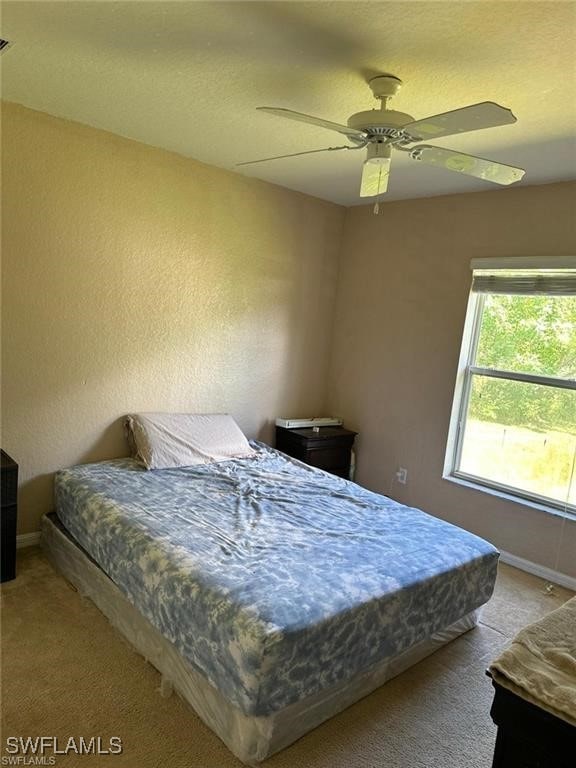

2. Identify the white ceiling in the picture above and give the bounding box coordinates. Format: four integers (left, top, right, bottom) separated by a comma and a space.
2, 1, 576, 206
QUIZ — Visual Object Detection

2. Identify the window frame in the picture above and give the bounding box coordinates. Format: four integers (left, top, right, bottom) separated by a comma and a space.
444, 259, 576, 517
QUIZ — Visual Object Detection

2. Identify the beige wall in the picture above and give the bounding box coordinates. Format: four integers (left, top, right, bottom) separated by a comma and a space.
3, 102, 574, 580
1, 103, 345, 533
328, 182, 576, 580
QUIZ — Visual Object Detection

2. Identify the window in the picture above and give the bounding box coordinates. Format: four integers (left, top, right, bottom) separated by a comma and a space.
445, 258, 576, 515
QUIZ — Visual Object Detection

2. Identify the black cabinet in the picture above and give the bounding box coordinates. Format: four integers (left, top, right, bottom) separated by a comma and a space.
489, 679, 575, 768
275, 426, 357, 479
1, 450, 18, 582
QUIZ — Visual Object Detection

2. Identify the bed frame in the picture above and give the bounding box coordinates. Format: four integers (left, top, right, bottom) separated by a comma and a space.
42, 512, 482, 765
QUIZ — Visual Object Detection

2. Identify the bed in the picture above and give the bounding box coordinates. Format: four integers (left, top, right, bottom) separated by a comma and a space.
42, 416, 499, 764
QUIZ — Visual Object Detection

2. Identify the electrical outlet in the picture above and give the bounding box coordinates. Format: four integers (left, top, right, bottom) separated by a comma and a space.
396, 467, 408, 484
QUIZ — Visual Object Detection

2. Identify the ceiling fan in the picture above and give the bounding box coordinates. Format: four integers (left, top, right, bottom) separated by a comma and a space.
238, 75, 525, 200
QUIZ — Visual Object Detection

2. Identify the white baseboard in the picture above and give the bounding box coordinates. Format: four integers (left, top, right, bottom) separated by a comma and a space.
499, 550, 576, 592
16, 531, 41, 549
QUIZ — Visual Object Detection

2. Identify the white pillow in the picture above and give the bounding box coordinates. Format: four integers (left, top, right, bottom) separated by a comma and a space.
124, 413, 255, 470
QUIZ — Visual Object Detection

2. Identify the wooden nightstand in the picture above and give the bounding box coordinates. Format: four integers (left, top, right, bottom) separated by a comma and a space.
488, 677, 575, 768
275, 426, 357, 479
1, 450, 18, 582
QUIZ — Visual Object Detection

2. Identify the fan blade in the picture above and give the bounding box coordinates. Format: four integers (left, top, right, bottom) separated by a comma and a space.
411, 145, 525, 185
403, 102, 517, 141
360, 160, 390, 197
257, 107, 367, 141
236, 145, 356, 167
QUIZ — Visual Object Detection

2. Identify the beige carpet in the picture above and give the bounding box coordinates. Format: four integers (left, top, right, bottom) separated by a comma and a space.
1, 548, 573, 767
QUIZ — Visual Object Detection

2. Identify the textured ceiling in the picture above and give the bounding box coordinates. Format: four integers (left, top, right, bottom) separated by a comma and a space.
2, 1, 576, 206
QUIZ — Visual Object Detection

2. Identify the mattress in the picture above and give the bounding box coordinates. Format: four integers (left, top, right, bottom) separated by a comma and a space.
42, 512, 482, 765
54, 441, 498, 718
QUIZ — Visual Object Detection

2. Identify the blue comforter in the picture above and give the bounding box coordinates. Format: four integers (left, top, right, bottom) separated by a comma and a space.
54, 442, 498, 716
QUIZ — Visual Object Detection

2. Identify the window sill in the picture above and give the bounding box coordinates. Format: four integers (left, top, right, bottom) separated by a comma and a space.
442, 473, 576, 522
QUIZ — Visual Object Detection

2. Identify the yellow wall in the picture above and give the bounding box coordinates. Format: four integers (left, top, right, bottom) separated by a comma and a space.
1, 103, 345, 533
328, 182, 576, 579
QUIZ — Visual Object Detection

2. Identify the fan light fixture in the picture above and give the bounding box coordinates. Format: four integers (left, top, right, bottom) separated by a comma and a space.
363, 144, 391, 191
237, 74, 525, 212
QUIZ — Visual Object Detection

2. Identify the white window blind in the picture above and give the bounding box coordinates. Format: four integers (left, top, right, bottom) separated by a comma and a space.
472, 271, 576, 295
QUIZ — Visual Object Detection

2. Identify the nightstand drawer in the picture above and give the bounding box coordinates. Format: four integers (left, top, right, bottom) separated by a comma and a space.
1, 450, 18, 507
307, 446, 350, 470
1, 503, 17, 582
